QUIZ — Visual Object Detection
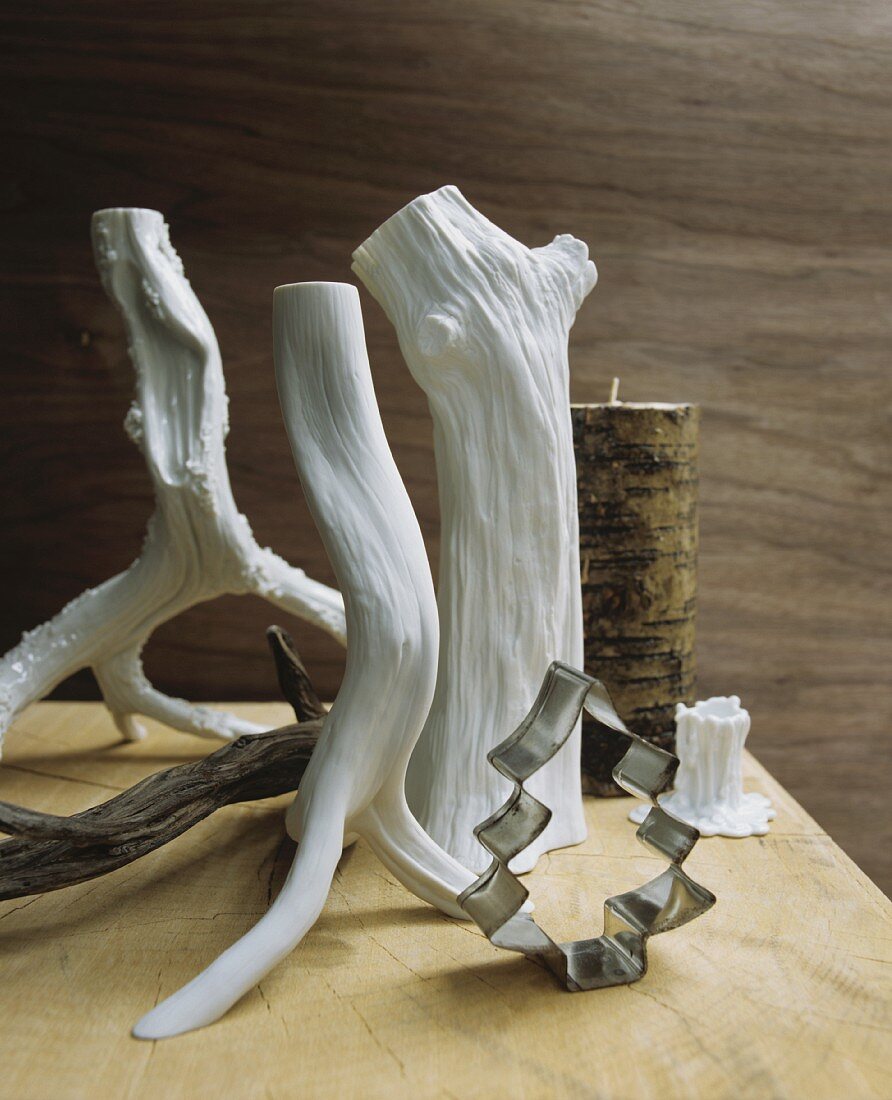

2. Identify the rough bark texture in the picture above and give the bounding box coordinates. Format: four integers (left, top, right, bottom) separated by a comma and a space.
0, 627, 323, 900
572, 402, 699, 795
0, 721, 319, 900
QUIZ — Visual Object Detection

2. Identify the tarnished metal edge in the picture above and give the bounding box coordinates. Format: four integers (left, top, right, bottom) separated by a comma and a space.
458, 661, 716, 991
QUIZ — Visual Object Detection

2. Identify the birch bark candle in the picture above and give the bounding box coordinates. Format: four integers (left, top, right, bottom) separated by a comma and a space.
571, 384, 699, 794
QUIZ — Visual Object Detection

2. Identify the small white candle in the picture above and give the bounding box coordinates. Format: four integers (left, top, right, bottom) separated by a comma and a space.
630, 696, 775, 837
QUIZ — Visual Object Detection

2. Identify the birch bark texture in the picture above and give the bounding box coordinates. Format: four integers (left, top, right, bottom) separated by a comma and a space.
0, 210, 346, 751
134, 283, 476, 1040
571, 402, 699, 794
353, 186, 597, 873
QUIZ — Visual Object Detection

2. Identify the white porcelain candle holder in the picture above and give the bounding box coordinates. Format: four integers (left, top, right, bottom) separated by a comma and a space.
353, 185, 595, 873
629, 696, 775, 837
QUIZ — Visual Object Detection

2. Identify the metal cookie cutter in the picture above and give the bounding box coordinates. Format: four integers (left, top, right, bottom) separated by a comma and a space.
458, 662, 716, 990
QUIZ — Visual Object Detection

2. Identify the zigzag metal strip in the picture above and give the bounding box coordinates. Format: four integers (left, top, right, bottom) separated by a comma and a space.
458, 662, 716, 990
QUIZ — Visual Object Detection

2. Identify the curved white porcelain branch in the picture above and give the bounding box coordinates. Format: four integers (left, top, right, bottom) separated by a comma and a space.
0, 210, 346, 751
353, 185, 597, 872
630, 696, 776, 837
133, 282, 477, 1040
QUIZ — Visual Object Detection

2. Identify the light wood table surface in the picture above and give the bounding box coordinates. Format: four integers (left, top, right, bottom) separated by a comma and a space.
0, 703, 888, 1100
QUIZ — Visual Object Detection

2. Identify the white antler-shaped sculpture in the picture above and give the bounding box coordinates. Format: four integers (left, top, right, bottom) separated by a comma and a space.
0, 210, 345, 750
353, 186, 596, 872
133, 282, 476, 1040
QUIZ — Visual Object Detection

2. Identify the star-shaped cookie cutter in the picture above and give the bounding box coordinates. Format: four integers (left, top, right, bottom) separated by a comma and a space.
458, 662, 716, 990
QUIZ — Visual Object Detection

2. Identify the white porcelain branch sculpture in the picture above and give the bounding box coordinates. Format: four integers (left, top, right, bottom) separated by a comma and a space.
353, 186, 597, 872
0, 210, 346, 750
133, 282, 477, 1040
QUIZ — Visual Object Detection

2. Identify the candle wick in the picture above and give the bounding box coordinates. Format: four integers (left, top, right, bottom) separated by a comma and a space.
609, 377, 620, 405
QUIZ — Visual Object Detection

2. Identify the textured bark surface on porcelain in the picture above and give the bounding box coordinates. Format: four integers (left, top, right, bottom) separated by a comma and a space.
353, 186, 596, 873
629, 697, 775, 837
0, 209, 345, 750
133, 282, 477, 1040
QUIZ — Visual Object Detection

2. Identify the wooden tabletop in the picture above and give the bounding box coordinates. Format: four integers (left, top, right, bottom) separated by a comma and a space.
0, 703, 888, 1100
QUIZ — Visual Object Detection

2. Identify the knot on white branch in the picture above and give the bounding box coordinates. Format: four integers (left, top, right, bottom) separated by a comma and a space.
416, 312, 465, 359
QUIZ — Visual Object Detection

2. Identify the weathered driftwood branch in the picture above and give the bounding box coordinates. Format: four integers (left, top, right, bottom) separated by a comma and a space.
353, 185, 596, 873
0, 723, 318, 901
0, 209, 345, 753
132, 282, 476, 1040
0, 629, 322, 901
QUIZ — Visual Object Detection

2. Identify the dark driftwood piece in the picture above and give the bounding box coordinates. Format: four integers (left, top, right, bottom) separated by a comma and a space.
0, 628, 323, 901
572, 402, 699, 795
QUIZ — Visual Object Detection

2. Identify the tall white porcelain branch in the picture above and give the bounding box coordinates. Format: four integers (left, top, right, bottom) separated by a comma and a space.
352, 185, 597, 873
0, 209, 345, 750
630, 697, 776, 837
133, 282, 477, 1040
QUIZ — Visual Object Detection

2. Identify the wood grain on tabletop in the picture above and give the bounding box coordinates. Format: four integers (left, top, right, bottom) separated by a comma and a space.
0, 703, 889, 1099
0, 2, 889, 893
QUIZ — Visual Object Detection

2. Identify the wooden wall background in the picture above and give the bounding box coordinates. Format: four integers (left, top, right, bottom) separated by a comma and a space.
1, 2, 889, 892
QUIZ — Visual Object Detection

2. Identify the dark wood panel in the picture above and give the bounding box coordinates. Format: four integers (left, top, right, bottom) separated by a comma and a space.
1, 1, 889, 892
